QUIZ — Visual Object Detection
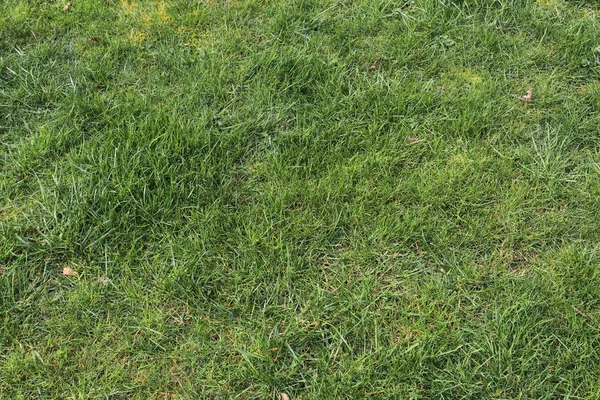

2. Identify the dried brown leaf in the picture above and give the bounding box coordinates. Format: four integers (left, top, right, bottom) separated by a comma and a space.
521, 88, 533, 102
63, 2, 72, 12
407, 136, 420, 143
511, 88, 534, 102
88, 36, 101, 42
61, 266, 78, 277
368, 60, 379, 71
98, 276, 111, 285
280, 393, 290, 400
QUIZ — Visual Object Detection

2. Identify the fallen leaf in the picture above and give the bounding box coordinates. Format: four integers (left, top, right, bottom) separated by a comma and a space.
280, 393, 290, 400
61, 267, 78, 277
521, 88, 533, 102
63, 2, 72, 12
88, 36, 101, 42
368, 59, 379, 71
98, 276, 111, 285
407, 136, 420, 142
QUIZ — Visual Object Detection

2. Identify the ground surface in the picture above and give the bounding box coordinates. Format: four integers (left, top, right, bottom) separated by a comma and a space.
2, 0, 600, 398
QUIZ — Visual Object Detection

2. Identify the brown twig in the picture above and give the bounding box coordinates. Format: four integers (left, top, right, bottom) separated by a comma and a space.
574, 306, 592, 322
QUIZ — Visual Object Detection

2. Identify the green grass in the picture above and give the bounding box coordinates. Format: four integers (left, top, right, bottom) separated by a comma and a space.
2, 0, 600, 398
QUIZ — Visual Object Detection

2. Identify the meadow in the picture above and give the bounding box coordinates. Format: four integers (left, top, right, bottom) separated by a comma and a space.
2, 0, 600, 398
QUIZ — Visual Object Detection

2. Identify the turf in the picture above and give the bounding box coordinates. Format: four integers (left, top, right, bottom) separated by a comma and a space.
2, 0, 600, 398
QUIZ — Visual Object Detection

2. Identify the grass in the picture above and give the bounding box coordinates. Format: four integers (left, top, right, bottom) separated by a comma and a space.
2, 0, 600, 398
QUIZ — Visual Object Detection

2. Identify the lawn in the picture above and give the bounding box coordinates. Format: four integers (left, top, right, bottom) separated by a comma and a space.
2, 0, 600, 398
